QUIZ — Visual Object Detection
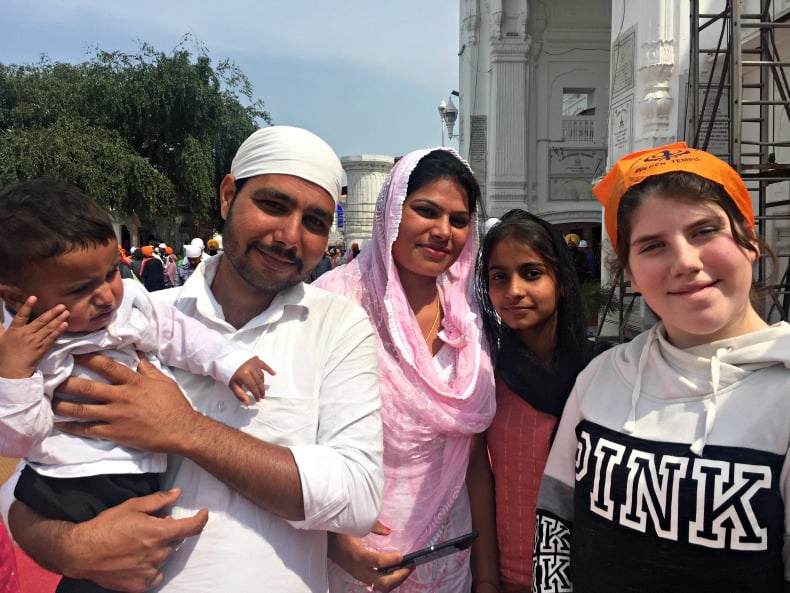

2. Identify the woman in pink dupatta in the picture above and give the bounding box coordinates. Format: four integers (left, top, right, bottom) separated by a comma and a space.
314, 148, 495, 593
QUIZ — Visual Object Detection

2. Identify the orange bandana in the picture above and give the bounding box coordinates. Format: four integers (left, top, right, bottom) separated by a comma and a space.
592, 142, 754, 253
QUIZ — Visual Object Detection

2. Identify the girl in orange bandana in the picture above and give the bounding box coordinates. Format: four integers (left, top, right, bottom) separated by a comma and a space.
532, 143, 790, 593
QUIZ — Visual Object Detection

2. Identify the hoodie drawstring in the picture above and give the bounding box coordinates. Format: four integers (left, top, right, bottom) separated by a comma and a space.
690, 346, 729, 456
623, 328, 656, 434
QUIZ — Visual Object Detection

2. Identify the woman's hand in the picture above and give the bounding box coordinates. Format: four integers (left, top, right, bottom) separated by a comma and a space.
328, 522, 413, 593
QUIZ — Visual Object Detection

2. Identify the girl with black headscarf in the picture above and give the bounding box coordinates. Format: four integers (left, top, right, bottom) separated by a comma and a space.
470, 209, 608, 593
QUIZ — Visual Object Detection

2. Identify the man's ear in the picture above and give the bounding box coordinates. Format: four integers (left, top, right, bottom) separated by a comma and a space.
0, 284, 29, 313
218, 174, 237, 221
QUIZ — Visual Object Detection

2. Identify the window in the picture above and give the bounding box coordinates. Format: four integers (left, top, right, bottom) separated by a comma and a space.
562, 88, 597, 143
562, 88, 596, 116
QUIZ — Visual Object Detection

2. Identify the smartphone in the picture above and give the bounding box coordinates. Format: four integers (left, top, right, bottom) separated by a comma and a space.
374, 530, 478, 575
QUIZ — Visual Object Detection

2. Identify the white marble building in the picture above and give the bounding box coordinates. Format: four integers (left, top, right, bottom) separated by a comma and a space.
456, 0, 790, 331
457, 0, 612, 248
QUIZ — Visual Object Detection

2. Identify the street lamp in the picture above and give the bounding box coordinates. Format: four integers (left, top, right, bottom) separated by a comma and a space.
438, 94, 459, 146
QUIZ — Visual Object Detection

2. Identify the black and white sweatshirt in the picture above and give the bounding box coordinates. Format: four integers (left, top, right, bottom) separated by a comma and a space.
533, 322, 790, 593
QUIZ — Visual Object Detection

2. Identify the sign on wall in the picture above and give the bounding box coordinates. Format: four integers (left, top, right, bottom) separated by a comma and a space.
610, 95, 634, 163
548, 147, 607, 201
612, 27, 636, 97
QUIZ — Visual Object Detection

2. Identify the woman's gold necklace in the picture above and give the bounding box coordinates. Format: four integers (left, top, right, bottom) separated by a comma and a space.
424, 297, 441, 342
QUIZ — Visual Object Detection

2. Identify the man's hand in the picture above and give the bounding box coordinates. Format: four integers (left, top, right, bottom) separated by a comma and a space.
0, 296, 68, 378
9, 488, 208, 593
52, 352, 197, 454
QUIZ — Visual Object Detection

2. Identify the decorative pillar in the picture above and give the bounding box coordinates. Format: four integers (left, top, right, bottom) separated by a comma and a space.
463, 0, 479, 46
487, 39, 531, 214
341, 155, 394, 247
637, 0, 676, 145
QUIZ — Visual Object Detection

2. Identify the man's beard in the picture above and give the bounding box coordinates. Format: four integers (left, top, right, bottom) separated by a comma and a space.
222, 225, 310, 295
232, 245, 309, 295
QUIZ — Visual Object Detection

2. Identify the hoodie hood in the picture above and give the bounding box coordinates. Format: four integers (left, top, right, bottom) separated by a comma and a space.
612, 321, 790, 455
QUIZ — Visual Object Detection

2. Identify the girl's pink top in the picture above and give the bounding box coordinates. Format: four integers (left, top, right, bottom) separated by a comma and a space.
486, 374, 557, 592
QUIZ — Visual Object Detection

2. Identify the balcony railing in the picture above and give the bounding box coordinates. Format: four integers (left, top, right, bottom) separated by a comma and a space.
562, 117, 596, 144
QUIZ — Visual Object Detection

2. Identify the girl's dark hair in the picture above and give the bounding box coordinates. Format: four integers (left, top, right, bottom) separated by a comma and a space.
0, 179, 116, 284
610, 171, 774, 291
475, 209, 588, 361
408, 150, 479, 215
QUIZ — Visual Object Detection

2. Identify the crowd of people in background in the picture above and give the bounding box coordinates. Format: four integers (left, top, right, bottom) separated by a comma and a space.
115, 235, 224, 293
0, 132, 788, 593
309, 242, 361, 282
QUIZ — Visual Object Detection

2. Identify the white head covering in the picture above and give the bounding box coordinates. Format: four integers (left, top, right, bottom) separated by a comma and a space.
578, 239, 589, 248
190, 237, 205, 250
185, 244, 202, 259
230, 126, 343, 205
482, 217, 500, 235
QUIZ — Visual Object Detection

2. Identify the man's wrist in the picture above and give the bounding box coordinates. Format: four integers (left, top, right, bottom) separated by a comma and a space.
169, 406, 212, 457
9, 501, 74, 577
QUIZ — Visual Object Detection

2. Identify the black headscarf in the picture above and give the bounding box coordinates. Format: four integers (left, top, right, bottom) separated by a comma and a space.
475, 209, 608, 418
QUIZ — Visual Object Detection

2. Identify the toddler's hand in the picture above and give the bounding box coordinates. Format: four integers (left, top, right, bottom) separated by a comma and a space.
228, 356, 276, 405
0, 296, 69, 379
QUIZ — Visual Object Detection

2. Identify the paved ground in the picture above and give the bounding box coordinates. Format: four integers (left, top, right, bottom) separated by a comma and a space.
0, 458, 16, 485
1, 456, 61, 592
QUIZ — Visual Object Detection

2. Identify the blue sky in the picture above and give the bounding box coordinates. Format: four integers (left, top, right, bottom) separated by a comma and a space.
0, 0, 461, 159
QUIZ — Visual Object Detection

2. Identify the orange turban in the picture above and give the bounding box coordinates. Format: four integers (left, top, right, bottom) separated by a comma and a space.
141, 245, 154, 257
592, 142, 753, 253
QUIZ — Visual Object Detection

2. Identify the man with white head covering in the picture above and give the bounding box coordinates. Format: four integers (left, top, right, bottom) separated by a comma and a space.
174, 243, 204, 286
577, 238, 598, 281
10, 126, 383, 593
189, 237, 209, 261
482, 216, 500, 235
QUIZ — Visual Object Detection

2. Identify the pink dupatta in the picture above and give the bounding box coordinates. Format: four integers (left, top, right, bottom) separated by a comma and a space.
315, 147, 495, 562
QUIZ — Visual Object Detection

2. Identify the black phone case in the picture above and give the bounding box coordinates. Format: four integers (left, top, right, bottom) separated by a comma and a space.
374, 530, 479, 575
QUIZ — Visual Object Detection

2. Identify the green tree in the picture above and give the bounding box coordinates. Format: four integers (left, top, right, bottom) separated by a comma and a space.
0, 35, 270, 224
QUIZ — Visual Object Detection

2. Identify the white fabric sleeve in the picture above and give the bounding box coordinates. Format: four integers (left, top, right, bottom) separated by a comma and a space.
533, 372, 585, 593
0, 372, 51, 457
129, 282, 255, 386
287, 308, 383, 536
782, 439, 790, 582
542, 378, 584, 505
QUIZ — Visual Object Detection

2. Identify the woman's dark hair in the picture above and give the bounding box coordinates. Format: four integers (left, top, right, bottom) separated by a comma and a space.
408, 150, 479, 215
0, 179, 116, 284
610, 171, 774, 292
475, 209, 587, 361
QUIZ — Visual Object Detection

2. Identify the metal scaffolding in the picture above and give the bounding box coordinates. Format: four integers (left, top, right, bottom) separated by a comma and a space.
690, 0, 790, 320
595, 1, 790, 343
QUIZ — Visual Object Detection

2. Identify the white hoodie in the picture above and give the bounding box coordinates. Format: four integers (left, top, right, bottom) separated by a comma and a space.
533, 322, 790, 593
